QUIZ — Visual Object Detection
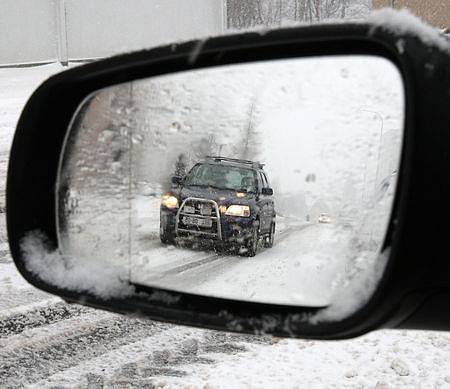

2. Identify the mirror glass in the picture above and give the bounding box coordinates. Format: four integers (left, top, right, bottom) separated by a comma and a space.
56, 55, 404, 308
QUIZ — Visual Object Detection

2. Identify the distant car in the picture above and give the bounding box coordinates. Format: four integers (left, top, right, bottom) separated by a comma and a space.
318, 213, 332, 223
160, 156, 276, 256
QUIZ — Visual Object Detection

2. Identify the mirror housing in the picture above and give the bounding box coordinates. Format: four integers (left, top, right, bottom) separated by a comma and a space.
6, 20, 450, 339
171, 176, 183, 185
261, 187, 273, 196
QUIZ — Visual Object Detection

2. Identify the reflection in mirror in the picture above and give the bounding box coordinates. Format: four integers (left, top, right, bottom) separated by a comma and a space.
57, 56, 404, 310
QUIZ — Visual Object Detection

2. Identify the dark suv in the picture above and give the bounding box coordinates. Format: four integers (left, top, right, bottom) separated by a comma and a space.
160, 156, 276, 256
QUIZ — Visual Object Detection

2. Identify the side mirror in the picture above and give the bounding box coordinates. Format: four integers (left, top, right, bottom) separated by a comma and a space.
171, 176, 183, 185
6, 19, 450, 339
261, 187, 273, 196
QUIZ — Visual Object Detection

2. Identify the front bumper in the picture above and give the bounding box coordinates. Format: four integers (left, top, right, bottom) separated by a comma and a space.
160, 198, 255, 244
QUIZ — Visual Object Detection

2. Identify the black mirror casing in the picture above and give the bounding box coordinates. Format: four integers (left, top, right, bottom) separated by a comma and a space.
7, 22, 450, 339
171, 176, 183, 185
262, 187, 274, 196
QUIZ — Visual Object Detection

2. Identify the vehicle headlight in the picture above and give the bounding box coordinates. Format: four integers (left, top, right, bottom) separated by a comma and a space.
225, 205, 250, 217
161, 194, 179, 209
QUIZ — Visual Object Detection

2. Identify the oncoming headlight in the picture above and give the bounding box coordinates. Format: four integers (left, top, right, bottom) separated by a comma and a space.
161, 194, 179, 209
225, 205, 250, 217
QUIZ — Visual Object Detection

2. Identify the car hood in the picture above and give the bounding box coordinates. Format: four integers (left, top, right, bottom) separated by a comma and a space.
178, 185, 255, 205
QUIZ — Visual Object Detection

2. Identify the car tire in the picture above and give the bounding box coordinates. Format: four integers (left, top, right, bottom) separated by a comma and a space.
264, 222, 275, 248
243, 221, 259, 257
160, 224, 176, 245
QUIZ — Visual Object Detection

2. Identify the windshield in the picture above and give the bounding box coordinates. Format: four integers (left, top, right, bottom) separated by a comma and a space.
184, 164, 257, 192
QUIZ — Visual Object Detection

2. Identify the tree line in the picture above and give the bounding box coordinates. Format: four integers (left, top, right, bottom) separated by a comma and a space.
227, 0, 370, 29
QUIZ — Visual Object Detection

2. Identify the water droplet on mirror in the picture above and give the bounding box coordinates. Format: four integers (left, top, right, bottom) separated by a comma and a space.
132, 134, 143, 144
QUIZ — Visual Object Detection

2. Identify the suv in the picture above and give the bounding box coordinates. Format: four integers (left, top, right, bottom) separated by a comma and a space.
160, 156, 276, 256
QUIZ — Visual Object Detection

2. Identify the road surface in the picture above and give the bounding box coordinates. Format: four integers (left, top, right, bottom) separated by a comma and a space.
130, 212, 347, 306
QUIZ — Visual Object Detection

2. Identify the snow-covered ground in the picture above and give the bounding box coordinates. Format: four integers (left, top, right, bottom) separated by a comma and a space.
1, 64, 450, 388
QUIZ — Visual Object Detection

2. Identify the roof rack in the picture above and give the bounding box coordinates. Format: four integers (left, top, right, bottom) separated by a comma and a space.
205, 156, 265, 169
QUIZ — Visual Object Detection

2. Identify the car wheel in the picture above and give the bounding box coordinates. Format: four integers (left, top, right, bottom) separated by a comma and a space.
243, 222, 259, 257
160, 224, 175, 245
264, 222, 275, 248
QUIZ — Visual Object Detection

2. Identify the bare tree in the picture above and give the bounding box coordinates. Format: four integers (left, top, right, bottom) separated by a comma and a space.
226, 0, 370, 28
241, 95, 262, 161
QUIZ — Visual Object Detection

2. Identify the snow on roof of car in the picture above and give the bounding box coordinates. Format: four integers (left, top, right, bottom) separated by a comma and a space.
205, 156, 265, 170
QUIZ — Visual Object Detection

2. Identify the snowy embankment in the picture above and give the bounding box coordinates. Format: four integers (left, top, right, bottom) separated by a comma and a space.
1, 64, 450, 389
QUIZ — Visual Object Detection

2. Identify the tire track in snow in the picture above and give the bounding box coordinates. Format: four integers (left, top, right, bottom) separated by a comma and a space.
149, 223, 313, 291
0, 314, 169, 386
0, 300, 88, 338
144, 224, 310, 283
156, 251, 226, 277
0, 309, 112, 354
32, 326, 210, 388
135, 245, 223, 277
32, 326, 273, 388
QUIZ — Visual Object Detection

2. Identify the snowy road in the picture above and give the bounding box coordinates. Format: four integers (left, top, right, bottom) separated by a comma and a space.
1, 64, 450, 388
131, 218, 346, 306
129, 193, 359, 307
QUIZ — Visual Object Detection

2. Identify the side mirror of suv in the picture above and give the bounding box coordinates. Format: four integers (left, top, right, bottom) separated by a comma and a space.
262, 187, 273, 196
171, 176, 183, 185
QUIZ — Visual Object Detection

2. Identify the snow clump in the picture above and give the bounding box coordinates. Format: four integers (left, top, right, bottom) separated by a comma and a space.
368, 8, 450, 54
21, 230, 134, 299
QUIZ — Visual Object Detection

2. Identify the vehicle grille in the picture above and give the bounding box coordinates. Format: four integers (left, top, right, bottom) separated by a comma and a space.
175, 197, 222, 239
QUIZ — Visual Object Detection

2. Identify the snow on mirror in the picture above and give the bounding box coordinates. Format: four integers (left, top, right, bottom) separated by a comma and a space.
56, 56, 404, 309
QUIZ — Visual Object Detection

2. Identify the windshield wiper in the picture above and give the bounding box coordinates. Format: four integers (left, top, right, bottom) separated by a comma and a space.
186, 183, 232, 191
185, 183, 207, 187
206, 184, 228, 191
186, 183, 255, 193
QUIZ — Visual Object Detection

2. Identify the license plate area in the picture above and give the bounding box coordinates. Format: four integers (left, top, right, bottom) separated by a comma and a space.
183, 205, 195, 214
183, 216, 213, 228
200, 205, 212, 216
